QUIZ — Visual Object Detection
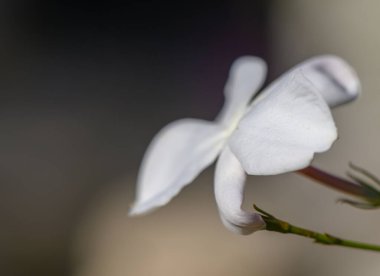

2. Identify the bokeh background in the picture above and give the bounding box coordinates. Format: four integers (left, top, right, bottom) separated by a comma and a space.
1, 1, 380, 275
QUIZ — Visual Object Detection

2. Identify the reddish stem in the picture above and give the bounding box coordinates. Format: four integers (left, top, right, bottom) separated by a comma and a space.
298, 166, 367, 197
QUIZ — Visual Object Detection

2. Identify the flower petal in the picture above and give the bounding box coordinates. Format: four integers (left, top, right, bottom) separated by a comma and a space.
258, 55, 360, 108
229, 71, 337, 175
217, 56, 267, 124
130, 119, 227, 215
298, 55, 361, 107
214, 146, 265, 235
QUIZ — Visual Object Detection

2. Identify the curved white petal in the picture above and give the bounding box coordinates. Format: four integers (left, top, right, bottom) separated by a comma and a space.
217, 56, 267, 125
297, 55, 361, 107
229, 71, 337, 175
257, 55, 360, 108
214, 146, 265, 235
130, 119, 227, 215
298, 55, 361, 107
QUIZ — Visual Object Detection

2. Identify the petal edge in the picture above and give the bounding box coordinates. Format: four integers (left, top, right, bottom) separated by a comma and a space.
130, 118, 227, 215
214, 146, 265, 235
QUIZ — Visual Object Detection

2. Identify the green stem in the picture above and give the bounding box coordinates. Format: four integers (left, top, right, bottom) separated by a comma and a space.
254, 205, 380, 252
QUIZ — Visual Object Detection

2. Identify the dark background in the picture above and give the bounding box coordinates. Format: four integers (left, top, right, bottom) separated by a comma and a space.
0, 1, 272, 275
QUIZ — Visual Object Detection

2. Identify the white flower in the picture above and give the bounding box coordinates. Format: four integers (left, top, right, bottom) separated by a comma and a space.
129, 55, 360, 235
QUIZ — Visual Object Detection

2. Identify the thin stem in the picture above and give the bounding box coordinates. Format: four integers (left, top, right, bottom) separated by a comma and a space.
298, 166, 368, 198
254, 205, 380, 252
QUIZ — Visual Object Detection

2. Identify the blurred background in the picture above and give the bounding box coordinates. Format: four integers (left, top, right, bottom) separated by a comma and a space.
1, 1, 380, 275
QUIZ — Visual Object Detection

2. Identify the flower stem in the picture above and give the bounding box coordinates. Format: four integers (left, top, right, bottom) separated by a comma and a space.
254, 205, 380, 252
298, 166, 367, 197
